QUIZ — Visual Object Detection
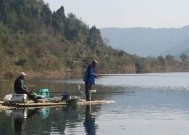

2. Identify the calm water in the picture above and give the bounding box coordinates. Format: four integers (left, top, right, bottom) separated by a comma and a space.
1, 72, 189, 135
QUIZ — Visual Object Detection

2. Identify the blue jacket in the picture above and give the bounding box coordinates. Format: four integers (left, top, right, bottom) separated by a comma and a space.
83, 64, 96, 84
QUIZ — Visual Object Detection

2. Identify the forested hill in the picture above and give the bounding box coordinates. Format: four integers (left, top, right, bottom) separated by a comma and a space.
0, 0, 189, 78
0, 0, 140, 77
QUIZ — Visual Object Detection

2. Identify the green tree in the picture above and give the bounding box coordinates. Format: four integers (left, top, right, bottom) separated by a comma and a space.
165, 55, 176, 65
180, 54, 188, 62
135, 60, 145, 73
157, 56, 165, 66
65, 13, 88, 41
52, 6, 66, 34
87, 26, 103, 49
41, 4, 52, 26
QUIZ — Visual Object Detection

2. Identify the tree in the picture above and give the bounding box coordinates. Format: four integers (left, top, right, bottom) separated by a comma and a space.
52, 6, 66, 34
41, 4, 52, 26
180, 54, 188, 62
87, 26, 103, 49
135, 60, 145, 73
65, 13, 83, 40
157, 56, 165, 66
165, 55, 176, 65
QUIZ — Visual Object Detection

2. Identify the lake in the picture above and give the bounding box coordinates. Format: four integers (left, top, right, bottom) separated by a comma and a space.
1, 72, 189, 135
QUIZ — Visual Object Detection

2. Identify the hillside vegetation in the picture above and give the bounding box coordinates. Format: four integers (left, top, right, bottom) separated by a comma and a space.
0, 0, 189, 78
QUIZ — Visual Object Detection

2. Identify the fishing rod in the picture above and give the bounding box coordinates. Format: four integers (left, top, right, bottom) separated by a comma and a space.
47, 91, 134, 94
43, 91, 134, 96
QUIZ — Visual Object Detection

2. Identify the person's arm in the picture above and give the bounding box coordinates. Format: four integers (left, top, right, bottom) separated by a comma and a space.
20, 80, 31, 94
23, 85, 28, 90
90, 65, 98, 78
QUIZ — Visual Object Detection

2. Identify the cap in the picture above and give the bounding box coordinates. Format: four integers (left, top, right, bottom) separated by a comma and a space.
92, 60, 98, 64
20, 72, 27, 76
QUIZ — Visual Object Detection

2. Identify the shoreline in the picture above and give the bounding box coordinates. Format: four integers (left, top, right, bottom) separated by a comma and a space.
2, 70, 189, 80
1, 70, 83, 79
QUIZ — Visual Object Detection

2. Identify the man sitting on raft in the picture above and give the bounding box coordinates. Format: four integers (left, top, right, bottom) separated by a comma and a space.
14, 72, 40, 103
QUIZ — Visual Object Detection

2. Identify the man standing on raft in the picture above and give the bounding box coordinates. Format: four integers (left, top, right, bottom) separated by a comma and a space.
83, 60, 98, 101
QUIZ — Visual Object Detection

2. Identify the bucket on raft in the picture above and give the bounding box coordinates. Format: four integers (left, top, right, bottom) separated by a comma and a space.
62, 94, 79, 107
61, 94, 71, 101
11, 94, 28, 103
39, 89, 49, 98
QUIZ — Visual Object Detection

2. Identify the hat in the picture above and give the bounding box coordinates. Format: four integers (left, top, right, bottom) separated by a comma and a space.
92, 60, 98, 64
20, 72, 27, 76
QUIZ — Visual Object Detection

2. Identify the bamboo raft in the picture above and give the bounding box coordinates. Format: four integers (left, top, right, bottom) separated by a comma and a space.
0, 98, 115, 109
0, 87, 115, 110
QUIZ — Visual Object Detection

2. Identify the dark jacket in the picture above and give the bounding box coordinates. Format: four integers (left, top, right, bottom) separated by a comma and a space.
83, 64, 96, 84
14, 76, 27, 94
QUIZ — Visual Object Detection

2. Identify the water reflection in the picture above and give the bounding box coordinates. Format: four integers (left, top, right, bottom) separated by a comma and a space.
5, 108, 49, 135
3, 105, 100, 135
2, 73, 189, 135
13, 109, 39, 134
39, 107, 49, 120
84, 105, 98, 135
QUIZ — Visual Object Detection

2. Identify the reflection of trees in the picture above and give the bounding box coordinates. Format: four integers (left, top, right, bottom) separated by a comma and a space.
0, 110, 14, 135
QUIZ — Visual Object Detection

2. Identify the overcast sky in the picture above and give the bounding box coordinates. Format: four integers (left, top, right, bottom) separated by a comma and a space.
43, 0, 189, 28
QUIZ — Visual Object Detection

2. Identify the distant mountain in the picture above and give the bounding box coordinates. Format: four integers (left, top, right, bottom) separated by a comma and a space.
164, 39, 189, 58
100, 26, 189, 57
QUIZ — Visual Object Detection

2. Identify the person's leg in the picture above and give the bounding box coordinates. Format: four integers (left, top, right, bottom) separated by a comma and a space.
85, 82, 89, 101
85, 83, 91, 101
27, 94, 39, 103
16, 90, 39, 103
88, 84, 92, 101
25, 90, 40, 103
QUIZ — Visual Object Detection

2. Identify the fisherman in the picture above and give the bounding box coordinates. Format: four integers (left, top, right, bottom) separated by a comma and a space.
14, 72, 40, 103
83, 60, 98, 101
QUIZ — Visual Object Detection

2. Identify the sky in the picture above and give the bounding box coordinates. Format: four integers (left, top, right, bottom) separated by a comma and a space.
43, 0, 189, 28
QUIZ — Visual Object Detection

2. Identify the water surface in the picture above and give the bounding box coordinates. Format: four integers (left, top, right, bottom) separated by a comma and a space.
1, 72, 189, 135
